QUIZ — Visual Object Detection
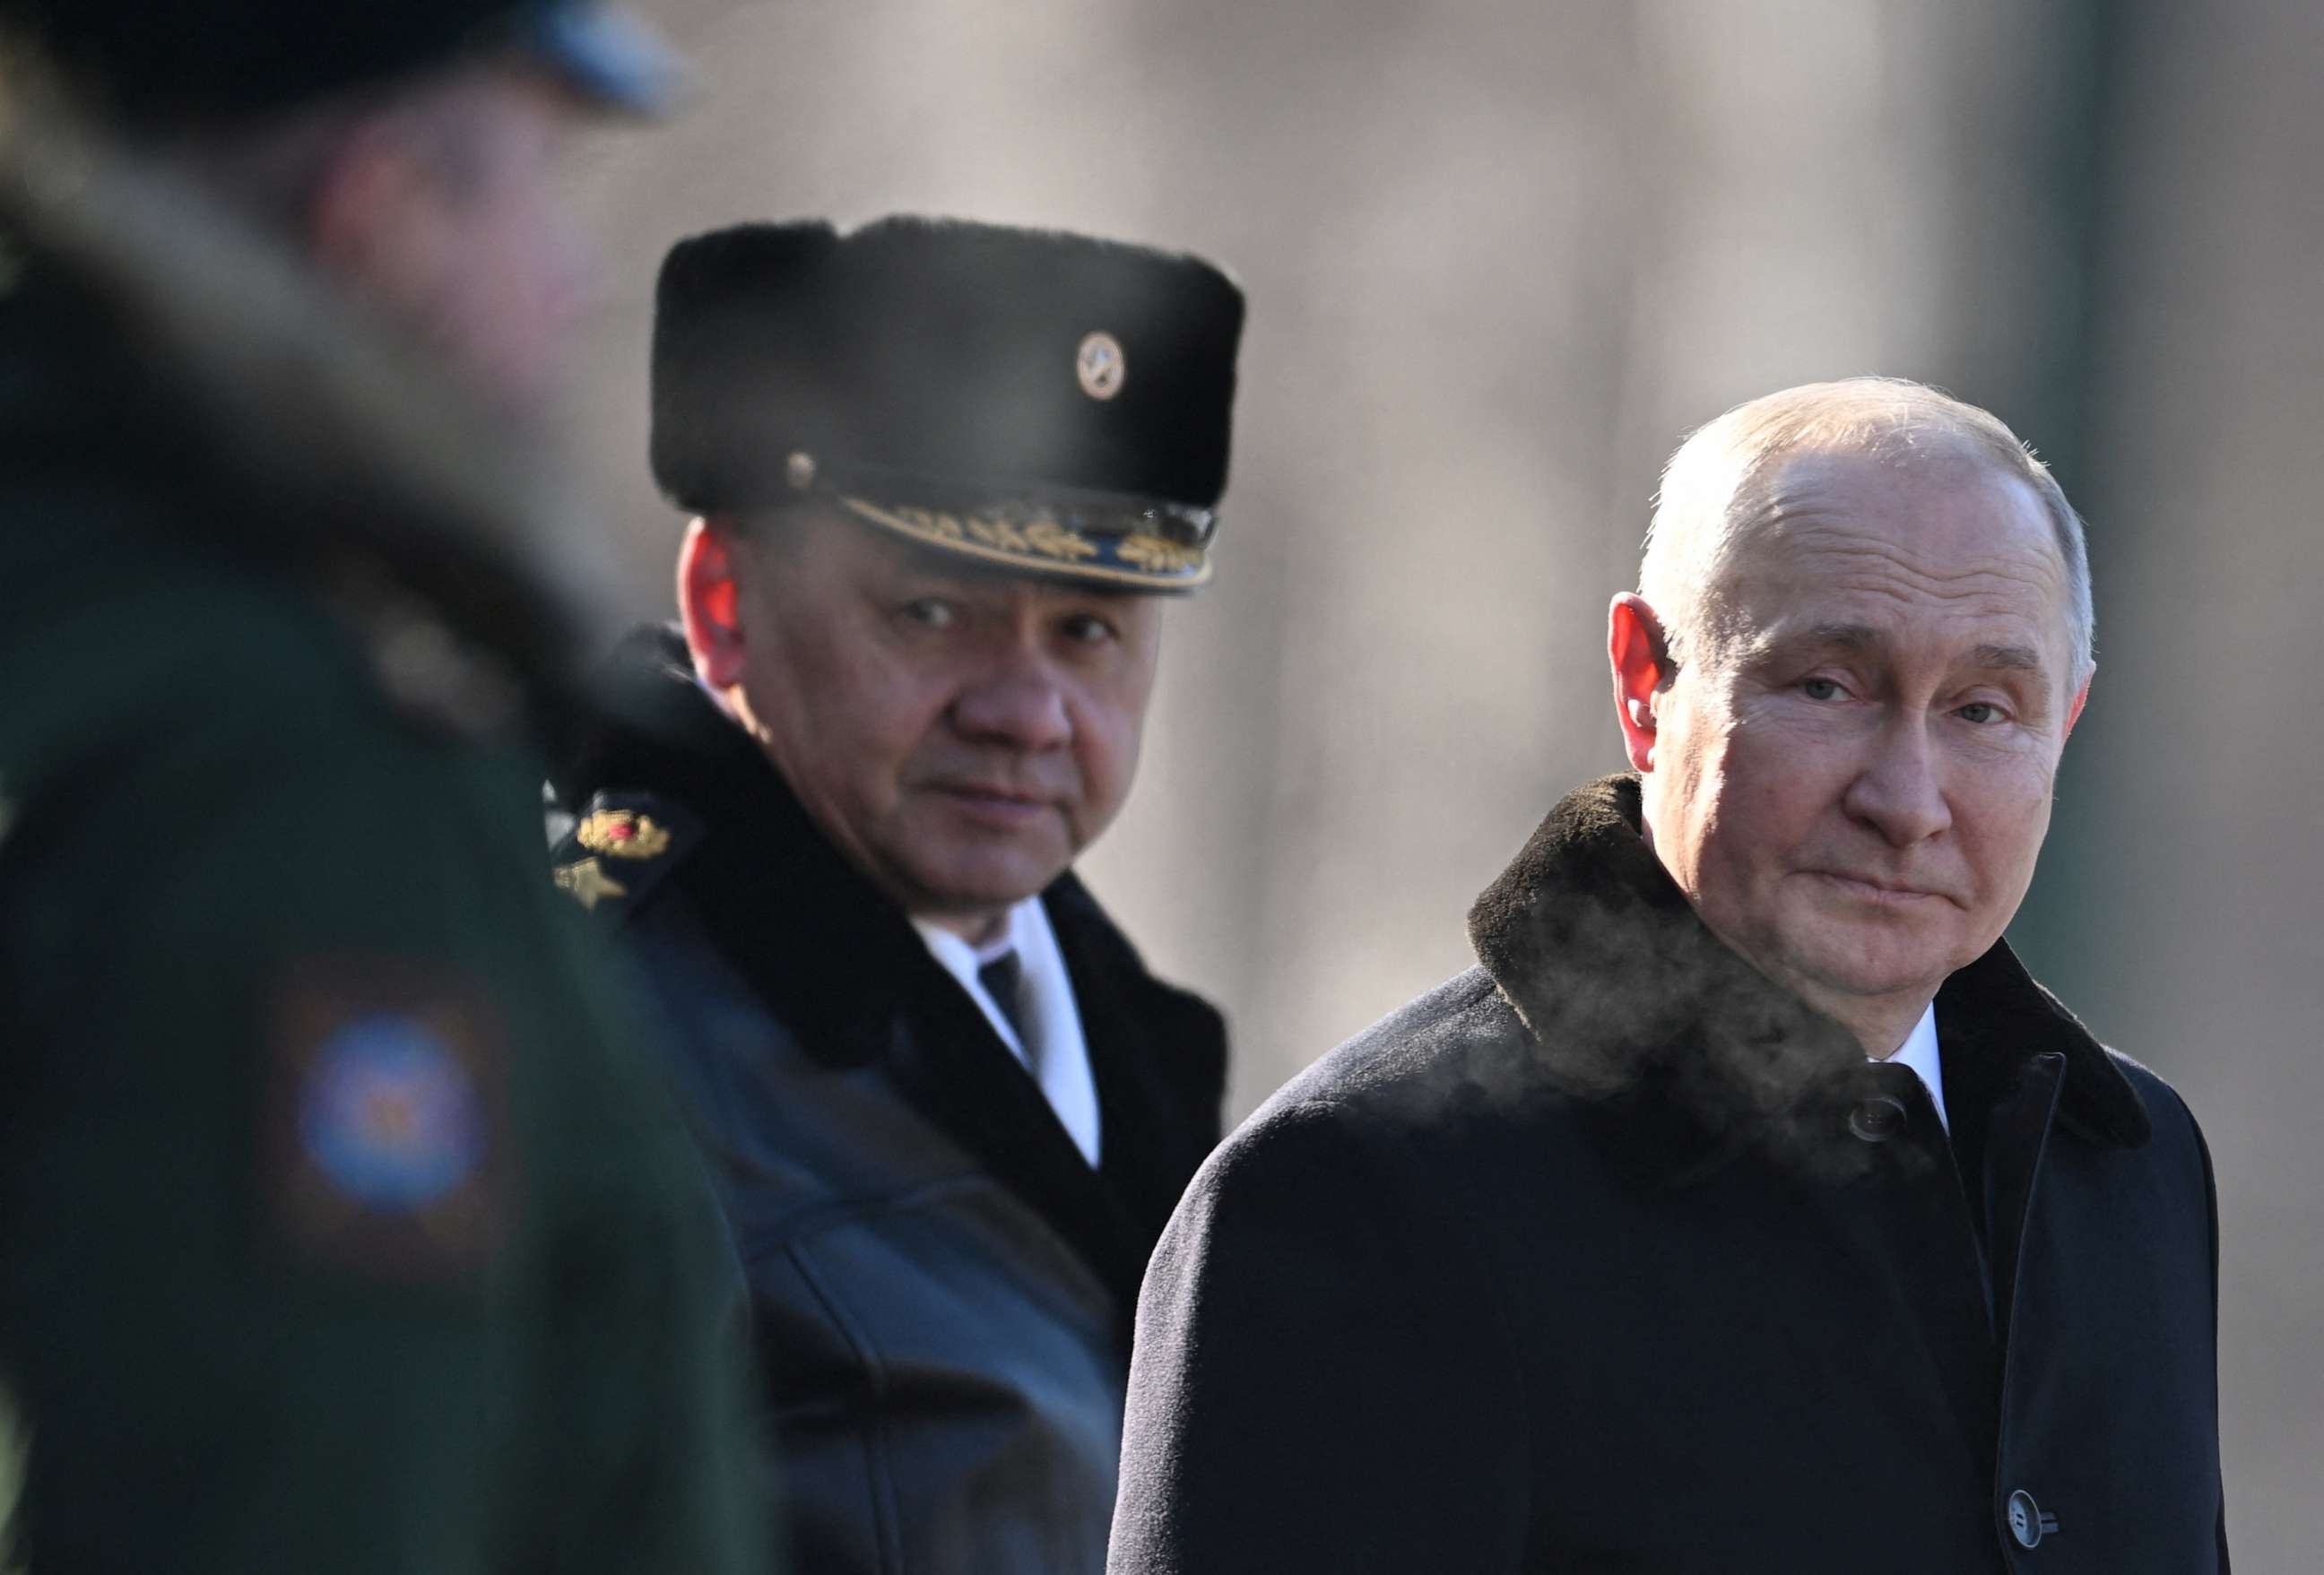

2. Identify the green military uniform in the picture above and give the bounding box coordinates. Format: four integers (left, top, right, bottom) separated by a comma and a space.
0, 8, 760, 1571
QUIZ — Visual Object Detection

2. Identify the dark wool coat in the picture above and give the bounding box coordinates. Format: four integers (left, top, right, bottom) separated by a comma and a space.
1110, 776, 2225, 1575
552, 628, 1229, 1575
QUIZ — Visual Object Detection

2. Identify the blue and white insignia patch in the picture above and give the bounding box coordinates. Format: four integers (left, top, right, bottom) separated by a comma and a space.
268, 956, 510, 1282
298, 1015, 485, 1211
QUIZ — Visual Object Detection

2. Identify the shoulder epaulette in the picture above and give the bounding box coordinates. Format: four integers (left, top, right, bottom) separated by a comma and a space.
551, 790, 702, 921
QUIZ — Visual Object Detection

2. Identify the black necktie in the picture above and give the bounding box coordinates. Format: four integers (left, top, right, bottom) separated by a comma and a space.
977, 951, 1033, 1055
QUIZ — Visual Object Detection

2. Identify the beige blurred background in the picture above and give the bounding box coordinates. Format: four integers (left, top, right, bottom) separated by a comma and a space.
563, 0, 2321, 1559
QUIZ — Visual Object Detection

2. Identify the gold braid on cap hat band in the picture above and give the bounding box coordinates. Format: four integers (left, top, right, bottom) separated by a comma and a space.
769, 451, 1219, 590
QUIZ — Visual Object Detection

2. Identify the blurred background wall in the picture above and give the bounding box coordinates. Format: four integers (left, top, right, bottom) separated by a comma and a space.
565, 0, 2320, 1558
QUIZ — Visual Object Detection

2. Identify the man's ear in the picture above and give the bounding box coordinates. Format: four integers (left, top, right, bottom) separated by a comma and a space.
677, 516, 749, 689
2063, 668, 2093, 742
1609, 593, 1676, 774
308, 116, 445, 312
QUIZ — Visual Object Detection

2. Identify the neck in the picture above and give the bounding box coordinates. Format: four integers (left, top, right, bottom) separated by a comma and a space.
1788, 982, 1934, 1060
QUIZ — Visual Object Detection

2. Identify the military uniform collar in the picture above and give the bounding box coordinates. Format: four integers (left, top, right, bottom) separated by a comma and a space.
1465, 775, 2148, 1190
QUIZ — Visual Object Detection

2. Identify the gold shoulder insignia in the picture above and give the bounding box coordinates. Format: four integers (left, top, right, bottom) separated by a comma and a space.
553, 792, 698, 919
577, 808, 672, 860
554, 856, 629, 912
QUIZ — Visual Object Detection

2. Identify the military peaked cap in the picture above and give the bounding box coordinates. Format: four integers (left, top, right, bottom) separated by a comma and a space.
653, 216, 1246, 591
0, 0, 681, 124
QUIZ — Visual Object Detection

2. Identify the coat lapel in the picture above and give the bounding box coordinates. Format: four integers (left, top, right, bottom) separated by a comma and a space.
1048, 877, 1227, 1269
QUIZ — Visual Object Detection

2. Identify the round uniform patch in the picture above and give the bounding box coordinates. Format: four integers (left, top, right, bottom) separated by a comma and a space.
297, 1014, 486, 1211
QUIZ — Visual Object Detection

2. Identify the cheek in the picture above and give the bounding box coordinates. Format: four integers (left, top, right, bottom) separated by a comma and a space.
1070, 690, 1149, 817
747, 623, 929, 792
844, 666, 957, 783
1956, 752, 2060, 867
1694, 717, 1848, 877
1079, 635, 1160, 795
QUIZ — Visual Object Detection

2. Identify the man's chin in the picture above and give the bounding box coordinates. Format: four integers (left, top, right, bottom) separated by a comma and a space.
1781, 942, 1960, 1013
1759, 910, 1962, 1005
898, 845, 1071, 916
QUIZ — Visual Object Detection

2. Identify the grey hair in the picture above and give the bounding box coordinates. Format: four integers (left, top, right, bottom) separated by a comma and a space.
1638, 376, 2094, 679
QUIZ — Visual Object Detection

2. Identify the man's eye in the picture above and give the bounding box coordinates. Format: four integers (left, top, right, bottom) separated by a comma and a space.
1059, 613, 1117, 645
899, 598, 957, 630
1956, 701, 2005, 724
1800, 677, 1846, 701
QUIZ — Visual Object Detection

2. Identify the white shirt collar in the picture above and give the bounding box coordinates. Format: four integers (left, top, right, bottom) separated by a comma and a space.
1877, 1002, 1948, 1135
911, 898, 1102, 1166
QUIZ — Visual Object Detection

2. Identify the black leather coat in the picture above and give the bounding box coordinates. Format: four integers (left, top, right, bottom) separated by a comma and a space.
552, 629, 1228, 1575
1111, 776, 2226, 1575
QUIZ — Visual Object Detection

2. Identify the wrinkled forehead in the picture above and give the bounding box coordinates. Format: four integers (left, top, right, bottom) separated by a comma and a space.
1707, 444, 2077, 662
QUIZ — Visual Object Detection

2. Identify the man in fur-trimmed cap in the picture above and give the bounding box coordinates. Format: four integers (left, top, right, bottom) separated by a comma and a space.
0, 4, 766, 1572
550, 216, 1245, 1575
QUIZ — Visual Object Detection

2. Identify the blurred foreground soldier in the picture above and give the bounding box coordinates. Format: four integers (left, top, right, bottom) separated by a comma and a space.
1111, 379, 2226, 1574
550, 218, 1243, 1573
0, 4, 766, 1572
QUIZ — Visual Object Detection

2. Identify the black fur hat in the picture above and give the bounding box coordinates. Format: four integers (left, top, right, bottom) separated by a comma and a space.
652, 217, 1246, 592
2, 0, 678, 125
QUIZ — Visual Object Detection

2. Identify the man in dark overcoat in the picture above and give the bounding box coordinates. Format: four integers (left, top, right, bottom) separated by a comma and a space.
1109, 377, 2226, 1574
0, 4, 767, 1571
550, 218, 1244, 1574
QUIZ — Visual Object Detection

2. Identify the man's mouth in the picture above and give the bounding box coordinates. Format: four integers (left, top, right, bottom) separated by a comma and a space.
928, 783, 1059, 826
1807, 870, 1949, 907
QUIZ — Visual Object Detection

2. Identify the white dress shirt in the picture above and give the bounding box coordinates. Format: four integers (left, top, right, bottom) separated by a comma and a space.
914, 897, 1103, 1167
1875, 1002, 1948, 1135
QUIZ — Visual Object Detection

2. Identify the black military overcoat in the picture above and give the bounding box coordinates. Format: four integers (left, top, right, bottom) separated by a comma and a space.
553, 629, 1229, 1575
1110, 776, 2225, 1575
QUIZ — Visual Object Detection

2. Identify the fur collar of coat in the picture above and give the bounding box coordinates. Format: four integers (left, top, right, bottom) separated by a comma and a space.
1464, 775, 2149, 1187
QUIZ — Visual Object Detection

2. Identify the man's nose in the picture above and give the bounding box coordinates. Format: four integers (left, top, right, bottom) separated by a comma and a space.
1842, 713, 1953, 847
950, 653, 1073, 752
544, 210, 601, 333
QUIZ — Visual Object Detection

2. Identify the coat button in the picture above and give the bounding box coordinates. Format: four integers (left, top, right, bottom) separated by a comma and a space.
2006, 1488, 2059, 1548
1848, 1094, 1908, 1142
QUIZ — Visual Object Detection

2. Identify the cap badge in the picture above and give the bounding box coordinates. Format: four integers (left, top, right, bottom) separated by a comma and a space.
577, 808, 672, 860
1077, 331, 1127, 401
